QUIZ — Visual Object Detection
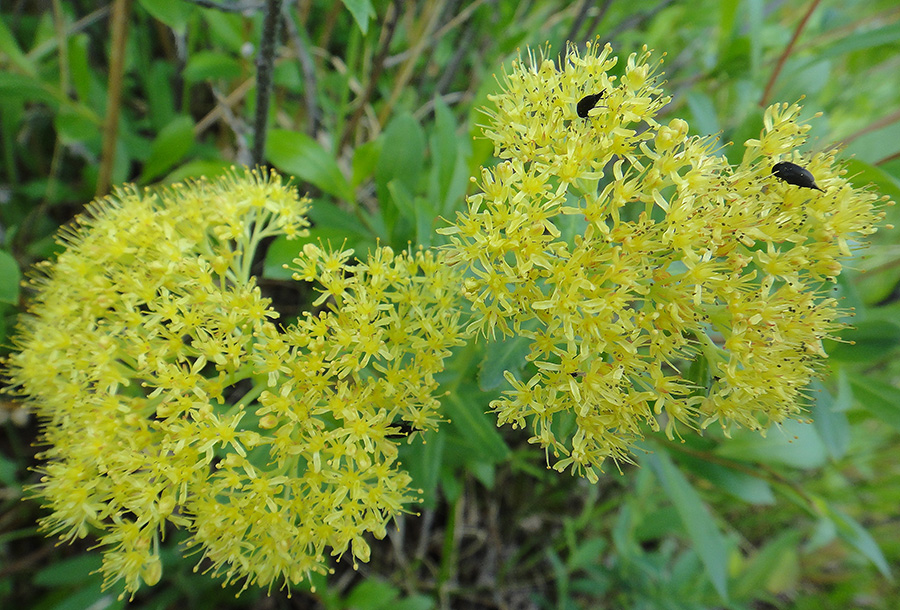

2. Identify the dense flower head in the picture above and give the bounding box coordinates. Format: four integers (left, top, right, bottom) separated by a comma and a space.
4, 170, 464, 597
440, 42, 890, 482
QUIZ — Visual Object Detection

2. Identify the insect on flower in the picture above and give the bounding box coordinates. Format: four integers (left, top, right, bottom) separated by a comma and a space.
772, 161, 825, 192
576, 92, 605, 118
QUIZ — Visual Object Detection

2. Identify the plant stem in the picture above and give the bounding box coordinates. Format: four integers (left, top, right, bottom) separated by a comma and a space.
96, 0, 132, 197
338, 0, 401, 152
377, 0, 447, 128
759, 0, 822, 107
251, 0, 283, 167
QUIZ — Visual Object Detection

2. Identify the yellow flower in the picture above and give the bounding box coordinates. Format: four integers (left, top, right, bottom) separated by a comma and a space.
441, 42, 890, 482
4, 169, 464, 597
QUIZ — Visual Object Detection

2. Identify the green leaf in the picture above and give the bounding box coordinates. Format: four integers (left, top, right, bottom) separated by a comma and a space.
415, 195, 438, 247
439, 466, 463, 503
67, 34, 93, 106
160, 159, 232, 184
344, 578, 399, 610
386, 181, 435, 246
675, 452, 775, 505
391, 594, 435, 610
137, 0, 194, 34
45, 578, 123, 610
0, 72, 57, 106
0, 16, 35, 75
685, 91, 720, 136
467, 459, 496, 489
54, 106, 100, 144
443, 386, 510, 463
732, 529, 802, 599
201, 9, 248, 51
744, 0, 763, 76
827, 319, 900, 362
429, 97, 470, 216
0, 250, 22, 305
809, 379, 850, 460
341, 0, 376, 36
645, 449, 730, 601
34, 554, 103, 586
478, 333, 531, 391
778, 59, 831, 101
308, 198, 372, 237
844, 122, 900, 165
714, 419, 827, 470
824, 503, 893, 579
817, 22, 900, 61
267, 129, 354, 201
716, 0, 740, 53
351, 139, 381, 188
140, 115, 195, 182
384, 179, 416, 245
262, 235, 305, 280
0, 452, 19, 488
400, 430, 445, 509
567, 537, 607, 571
842, 158, 900, 205
849, 377, 900, 432
183, 51, 243, 83
375, 113, 426, 239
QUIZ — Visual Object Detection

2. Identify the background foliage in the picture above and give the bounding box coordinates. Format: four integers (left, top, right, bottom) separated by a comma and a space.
1, 0, 899, 608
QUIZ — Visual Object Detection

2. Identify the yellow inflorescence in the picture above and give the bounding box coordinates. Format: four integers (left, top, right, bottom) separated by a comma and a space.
5, 169, 464, 597
3, 40, 892, 597
440, 42, 888, 483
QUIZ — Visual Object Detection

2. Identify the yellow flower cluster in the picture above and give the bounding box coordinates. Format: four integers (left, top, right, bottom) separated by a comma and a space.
4, 170, 463, 597
4, 39, 892, 597
440, 42, 889, 482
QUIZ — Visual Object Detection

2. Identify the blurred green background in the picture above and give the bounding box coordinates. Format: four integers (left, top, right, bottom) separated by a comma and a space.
1, 1, 899, 608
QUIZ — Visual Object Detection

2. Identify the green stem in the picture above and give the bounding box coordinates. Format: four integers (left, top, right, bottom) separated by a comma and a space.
225, 377, 266, 419
436, 492, 460, 600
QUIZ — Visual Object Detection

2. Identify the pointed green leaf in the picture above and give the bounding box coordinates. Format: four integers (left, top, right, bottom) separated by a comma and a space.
714, 419, 827, 469
140, 115, 195, 182
850, 377, 900, 431
351, 139, 381, 188
0, 250, 21, 305
34, 553, 103, 586
478, 333, 531, 391
400, 429, 445, 509
443, 388, 510, 463
676, 452, 775, 505
138, 0, 194, 34
810, 379, 850, 460
0, 72, 57, 105
268, 129, 354, 201
341, 0, 375, 36
67, 34, 93, 105
0, 17, 34, 75
686, 91, 720, 136
646, 450, 730, 601
732, 529, 802, 598
828, 319, 900, 363
429, 97, 470, 216
376, 113, 425, 238
825, 503, 892, 579
344, 578, 399, 609
183, 51, 243, 83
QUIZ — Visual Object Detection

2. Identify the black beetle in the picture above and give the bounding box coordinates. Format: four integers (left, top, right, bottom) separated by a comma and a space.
576, 92, 605, 118
772, 161, 825, 192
